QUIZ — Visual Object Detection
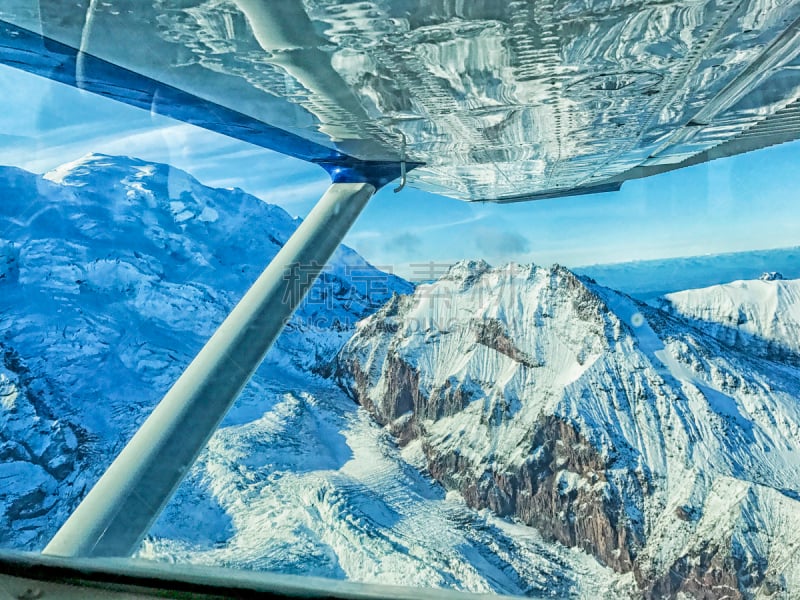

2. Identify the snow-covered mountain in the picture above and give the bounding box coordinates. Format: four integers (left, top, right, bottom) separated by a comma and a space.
0, 155, 632, 598
0, 152, 408, 546
336, 261, 800, 599
660, 277, 800, 362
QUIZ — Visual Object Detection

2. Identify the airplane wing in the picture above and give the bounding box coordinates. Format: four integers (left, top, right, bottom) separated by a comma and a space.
0, 0, 798, 201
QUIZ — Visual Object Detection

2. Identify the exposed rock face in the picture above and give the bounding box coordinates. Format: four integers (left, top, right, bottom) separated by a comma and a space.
342, 342, 643, 571
0, 345, 80, 547
639, 543, 743, 600
425, 414, 643, 573
473, 318, 541, 369
336, 261, 800, 599
759, 272, 783, 281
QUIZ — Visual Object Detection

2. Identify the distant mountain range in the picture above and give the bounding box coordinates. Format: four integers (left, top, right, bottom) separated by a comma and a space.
1, 154, 798, 599
576, 248, 800, 299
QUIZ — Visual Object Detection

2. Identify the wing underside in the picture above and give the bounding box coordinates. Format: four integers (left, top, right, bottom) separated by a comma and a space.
1, 0, 799, 202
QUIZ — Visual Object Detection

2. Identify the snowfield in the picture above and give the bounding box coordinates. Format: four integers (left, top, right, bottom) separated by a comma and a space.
661, 277, 800, 359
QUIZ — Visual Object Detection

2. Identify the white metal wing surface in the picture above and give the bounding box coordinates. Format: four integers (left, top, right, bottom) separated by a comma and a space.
1, 0, 799, 201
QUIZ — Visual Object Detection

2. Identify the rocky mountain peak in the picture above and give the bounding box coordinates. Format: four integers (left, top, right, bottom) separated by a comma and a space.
759, 271, 784, 281
336, 262, 800, 599
441, 258, 492, 280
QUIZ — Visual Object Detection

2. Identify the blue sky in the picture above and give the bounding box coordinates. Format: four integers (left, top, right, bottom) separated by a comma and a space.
1, 64, 799, 280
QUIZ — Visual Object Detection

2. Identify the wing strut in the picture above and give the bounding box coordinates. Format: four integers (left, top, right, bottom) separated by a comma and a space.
43, 181, 377, 558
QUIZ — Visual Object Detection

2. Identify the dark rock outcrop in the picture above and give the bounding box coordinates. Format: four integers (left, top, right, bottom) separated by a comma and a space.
425, 414, 645, 573
339, 351, 476, 444
473, 318, 542, 368
637, 543, 743, 600
340, 344, 645, 572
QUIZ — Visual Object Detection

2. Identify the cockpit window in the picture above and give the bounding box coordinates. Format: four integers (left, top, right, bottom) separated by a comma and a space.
1, 3, 799, 598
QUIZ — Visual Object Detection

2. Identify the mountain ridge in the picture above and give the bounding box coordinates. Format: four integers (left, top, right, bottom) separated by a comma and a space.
660, 278, 800, 364
576, 247, 800, 299
336, 260, 800, 599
